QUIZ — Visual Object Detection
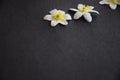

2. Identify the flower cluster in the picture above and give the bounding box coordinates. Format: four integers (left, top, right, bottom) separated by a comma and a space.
44, 1, 120, 27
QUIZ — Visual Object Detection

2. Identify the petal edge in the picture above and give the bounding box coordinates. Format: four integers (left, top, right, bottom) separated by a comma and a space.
83, 13, 92, 22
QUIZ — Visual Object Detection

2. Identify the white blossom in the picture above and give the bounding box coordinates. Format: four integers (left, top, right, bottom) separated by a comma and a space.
70, 4, 99, 22
44, 9, 72, 27
99, 0, 120, 10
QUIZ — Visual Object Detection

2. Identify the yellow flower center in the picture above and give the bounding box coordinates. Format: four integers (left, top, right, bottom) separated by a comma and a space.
78, 5, 90, 12
52, 11, 64, 20
107, 0, 117, 3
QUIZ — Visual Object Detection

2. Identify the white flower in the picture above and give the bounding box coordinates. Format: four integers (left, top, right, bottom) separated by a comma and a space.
99, 0, 120, 10
44, 9, 72, 27
69, 4, 99, 22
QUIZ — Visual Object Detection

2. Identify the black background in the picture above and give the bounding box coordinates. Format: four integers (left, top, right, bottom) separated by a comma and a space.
0, 0, 120, 80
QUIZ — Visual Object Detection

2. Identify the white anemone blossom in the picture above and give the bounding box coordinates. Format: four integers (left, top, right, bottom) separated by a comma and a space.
69, 4, 99, 22
99, 0, 120, 10
44, 9, 72, 27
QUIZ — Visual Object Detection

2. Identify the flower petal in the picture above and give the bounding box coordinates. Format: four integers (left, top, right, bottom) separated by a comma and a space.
83, 13, 92, 22
99, 0, 109, 5
89, 6, 94, 10
65, 14, 72, 20
109, 3, 117, 10
44, 15, 52, 21
51, 20, 59, 27
74, 12, 83, 19
58, 10, 65, 14
78, 4, 84, 8
49, 9, 57, 14
69, 8, 78, 12
59, 20, 68, 25
89, 10, 100, 14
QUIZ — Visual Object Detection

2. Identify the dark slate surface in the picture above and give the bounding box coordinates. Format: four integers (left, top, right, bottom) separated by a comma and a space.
0, 0, 120, 80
